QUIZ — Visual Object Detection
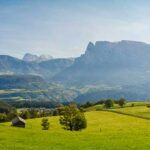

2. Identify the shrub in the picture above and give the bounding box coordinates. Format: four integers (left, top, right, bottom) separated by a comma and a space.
41, 118, 50, 130
131, 103, 135, 107
147, 105, 150, 108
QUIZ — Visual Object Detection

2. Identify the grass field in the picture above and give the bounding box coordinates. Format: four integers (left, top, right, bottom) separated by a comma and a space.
110, 106, 150, 119
86, 101, 150, 111
0, 110, 150, 150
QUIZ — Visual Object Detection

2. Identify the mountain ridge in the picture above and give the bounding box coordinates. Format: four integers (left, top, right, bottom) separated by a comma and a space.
53, 40, 150, 85
0, 55, 74, 80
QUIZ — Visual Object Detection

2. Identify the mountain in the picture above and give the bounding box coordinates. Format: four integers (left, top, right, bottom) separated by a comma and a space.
2, 40, 150, 102
23, 53, 39, 62
23, 53, 53, 62
0, 55, 36, 74
0, 55, 74, 80
39, 55, 53, 62
53, 40, 150, 86
38, 58, 74, 80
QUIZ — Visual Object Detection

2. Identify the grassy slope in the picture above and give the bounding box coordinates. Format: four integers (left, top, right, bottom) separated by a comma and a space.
0, 111, 150, 150
86, 101, 150, 111
110, 106, 150, 119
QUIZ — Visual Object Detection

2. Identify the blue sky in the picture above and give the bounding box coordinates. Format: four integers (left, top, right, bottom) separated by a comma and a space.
1, 0, 150, 58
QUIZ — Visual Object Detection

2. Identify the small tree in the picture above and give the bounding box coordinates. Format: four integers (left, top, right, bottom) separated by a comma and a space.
104, 99, 114, 108
41, 118, 49, 130
118, 98, 126, 107
59, 104, 87, 131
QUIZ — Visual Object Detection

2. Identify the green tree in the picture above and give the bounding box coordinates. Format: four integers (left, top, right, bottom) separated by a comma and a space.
104, 99, 114, 108
59, 104, 87, 131
19, 110, 30, 119
0, 113, 7, 122
29, 109, 38, 118
118, 98, 126, 107
72, 113, 87, 131
41, 118, 50, 130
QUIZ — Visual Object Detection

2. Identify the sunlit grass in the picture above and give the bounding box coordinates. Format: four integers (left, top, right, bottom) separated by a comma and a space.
0, 110, 150, 150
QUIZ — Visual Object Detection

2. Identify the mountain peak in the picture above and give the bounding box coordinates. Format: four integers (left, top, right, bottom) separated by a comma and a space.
23, 53, 53, 62
86, 42, 95, 52
23, 53, 38, 62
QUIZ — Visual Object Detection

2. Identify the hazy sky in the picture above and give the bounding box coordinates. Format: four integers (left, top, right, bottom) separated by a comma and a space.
1, 0, 150, 58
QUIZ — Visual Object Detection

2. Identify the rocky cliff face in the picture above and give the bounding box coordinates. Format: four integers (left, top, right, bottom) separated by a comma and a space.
53, 40, 150, 86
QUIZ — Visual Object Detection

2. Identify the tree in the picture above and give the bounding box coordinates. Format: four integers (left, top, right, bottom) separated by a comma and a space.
72, 113, 87, 131
104, 99, 114, 108
0, 101, 17, 121
28, 109, 38, 118
118, 98, 126, 107
0, 113, 7, 122
19, 110, 30, 119
59, 104, 87, 131
41, 118, 49, 130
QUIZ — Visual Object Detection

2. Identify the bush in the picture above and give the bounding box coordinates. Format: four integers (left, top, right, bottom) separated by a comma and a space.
41, 118, 50, 130
59, 104, 87, 131
147, 105, 150, 108
131, 103, 135, 107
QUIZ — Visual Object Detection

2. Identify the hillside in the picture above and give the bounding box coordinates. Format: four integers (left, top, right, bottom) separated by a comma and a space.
0, 110, 149, 150
0, 75, 79, 103
0, 75, 46, 89
75, 83, 150, 102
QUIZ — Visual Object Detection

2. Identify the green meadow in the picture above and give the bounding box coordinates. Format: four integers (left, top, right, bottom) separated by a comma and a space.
110, 106, 150, 119
0, 108, 150, 150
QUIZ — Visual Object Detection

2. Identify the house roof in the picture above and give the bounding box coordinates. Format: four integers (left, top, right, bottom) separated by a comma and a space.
12, 116, 26, 124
